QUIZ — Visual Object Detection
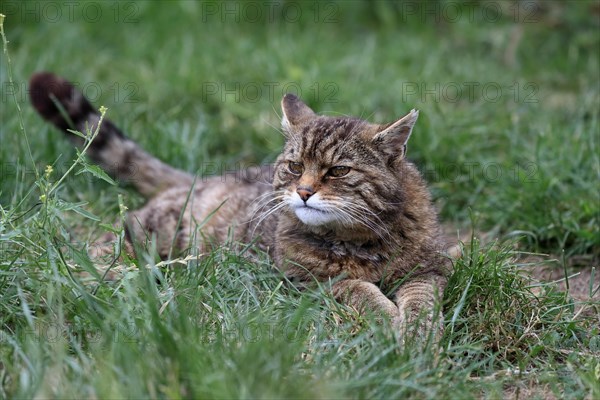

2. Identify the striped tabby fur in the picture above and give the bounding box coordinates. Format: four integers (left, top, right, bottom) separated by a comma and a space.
29, 72, 453, 337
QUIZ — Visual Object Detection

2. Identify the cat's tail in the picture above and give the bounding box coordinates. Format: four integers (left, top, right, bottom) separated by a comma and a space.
29, 72, 194, 197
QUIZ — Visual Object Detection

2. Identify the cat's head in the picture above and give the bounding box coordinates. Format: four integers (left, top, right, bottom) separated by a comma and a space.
273, 94, 419, 232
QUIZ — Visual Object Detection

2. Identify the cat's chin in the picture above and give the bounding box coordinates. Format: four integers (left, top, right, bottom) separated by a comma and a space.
294, 206, 337, 226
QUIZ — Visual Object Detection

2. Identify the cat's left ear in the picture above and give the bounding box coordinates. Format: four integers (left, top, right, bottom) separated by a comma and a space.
372, 109, 419, 160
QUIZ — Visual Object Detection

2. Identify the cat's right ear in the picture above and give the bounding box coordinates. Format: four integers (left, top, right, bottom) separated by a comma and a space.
281, 94, 316, 135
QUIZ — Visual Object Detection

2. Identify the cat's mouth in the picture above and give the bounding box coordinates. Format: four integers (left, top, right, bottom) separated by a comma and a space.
293, 205, 336, 226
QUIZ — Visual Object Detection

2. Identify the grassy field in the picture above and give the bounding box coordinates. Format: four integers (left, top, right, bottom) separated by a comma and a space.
1, 1, 599, 398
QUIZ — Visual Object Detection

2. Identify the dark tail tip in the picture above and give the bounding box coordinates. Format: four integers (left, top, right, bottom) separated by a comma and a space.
29, 72, 96, 131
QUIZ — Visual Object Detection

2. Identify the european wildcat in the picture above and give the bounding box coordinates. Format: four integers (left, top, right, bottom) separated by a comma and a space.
29, 72, 453, 334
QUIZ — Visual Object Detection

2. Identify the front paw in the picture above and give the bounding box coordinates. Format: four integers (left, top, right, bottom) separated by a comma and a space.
332, 279, 399, 320
394, 301, 443, 343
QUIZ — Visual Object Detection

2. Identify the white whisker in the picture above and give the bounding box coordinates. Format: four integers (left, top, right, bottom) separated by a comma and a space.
249, 201, 288, 237
322, 198, 393, 244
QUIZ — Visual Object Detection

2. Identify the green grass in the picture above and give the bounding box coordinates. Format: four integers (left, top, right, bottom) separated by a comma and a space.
1, 1, 599, 398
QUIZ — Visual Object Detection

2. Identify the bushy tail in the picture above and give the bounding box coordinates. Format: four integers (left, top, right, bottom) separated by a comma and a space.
29, 72, 193, 197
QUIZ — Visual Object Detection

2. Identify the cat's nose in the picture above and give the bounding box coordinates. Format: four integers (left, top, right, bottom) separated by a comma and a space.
297, 186, 314, 202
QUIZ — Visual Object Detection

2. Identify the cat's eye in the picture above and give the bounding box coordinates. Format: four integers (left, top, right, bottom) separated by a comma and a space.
328, 166, 351, 177
288, 162, 304, 175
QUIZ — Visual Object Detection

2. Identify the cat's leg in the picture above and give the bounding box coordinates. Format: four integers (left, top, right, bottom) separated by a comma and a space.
332, 279, 399, 319
123, 186, 198, 260
84, 194, 192, 279
77, 231, 135, 281
393, 273, 446, 337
